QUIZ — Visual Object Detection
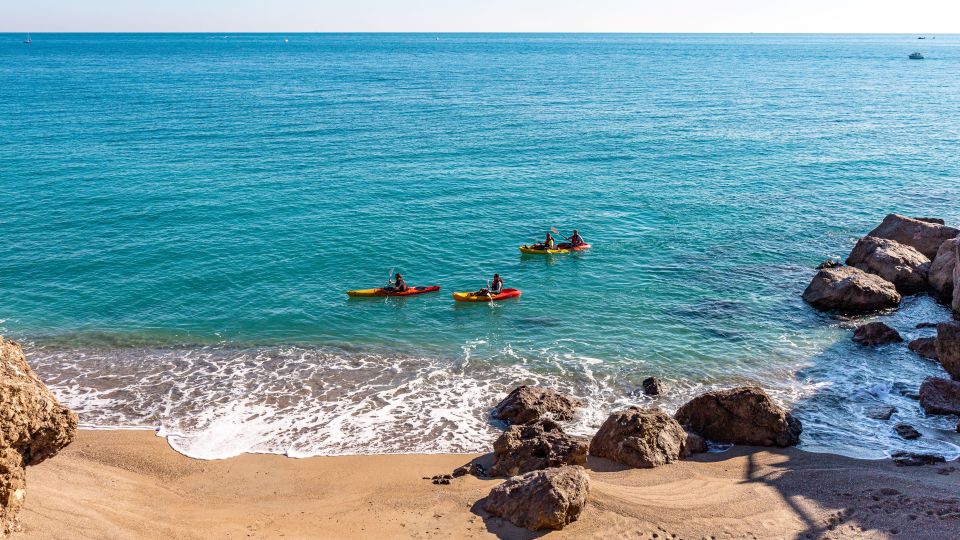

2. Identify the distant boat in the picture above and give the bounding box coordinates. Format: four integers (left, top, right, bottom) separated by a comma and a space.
23, 33, 32, 44
918, 36, 926, 39
909, 52, 924, 60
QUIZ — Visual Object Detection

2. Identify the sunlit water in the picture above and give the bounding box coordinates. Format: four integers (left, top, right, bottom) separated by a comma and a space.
2, 33, 959, 459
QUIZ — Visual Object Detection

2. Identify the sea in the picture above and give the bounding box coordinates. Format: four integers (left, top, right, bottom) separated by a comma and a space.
2, 33, 959, 460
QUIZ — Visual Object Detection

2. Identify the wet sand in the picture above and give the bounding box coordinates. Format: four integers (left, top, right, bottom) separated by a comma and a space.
20, 430, 960, 539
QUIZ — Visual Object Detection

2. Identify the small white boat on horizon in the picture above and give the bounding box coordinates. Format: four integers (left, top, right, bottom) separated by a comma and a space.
909, 52, 924, 60
24, 33, 32, 44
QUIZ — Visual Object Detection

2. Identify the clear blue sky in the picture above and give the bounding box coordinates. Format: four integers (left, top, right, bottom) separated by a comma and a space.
6, 0, 958, 33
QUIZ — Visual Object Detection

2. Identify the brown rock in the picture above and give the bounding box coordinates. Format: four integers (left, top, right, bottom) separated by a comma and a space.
867, 213, 959, 259
919, 377, 960, 416
685, 430, 708, 454
851, 322, 903, 346
845, 236, 930, 294
802, 266, 901, 313
891, 451, 946, 466
954, 240, 960, 314
893, 423, 921, 440
589, 407, 689, 468
816, 259, 842, 269
491, 419, 588, 477
908, 337, 939, 360
929, 237, 959, 301
642, 377, 665, 396
935, 323, 960, 380
483, 466, 589, 531
674, 386, 802, 447
492, 386, 582, 425
1, 337, 78, 536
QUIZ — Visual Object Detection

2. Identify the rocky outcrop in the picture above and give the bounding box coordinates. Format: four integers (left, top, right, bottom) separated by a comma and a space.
893, 423, 920, 440
908, 337, 938, 360
891, 451, 946, 467
816, 259, 842, 269
1, 337, 78, 536
685, 430, 707, 453
642, 377, 665, 396
866, 214, 959, 259
935, 323, 960, 380
674, 386, 801, 447
491, 419, 588, 477
845, 237, 930, 294
483, 466, 589, 531
491, 386, 582, 425
802, 266, 901, 313
852, 322, 903, 346
589, 407, 689, 468
954, 241, 960, 314
929, 237, 959, 301
918, 377, 960, 416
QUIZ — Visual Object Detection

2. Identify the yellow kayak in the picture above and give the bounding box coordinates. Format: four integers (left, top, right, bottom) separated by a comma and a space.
518, 243, 591, 255
452, 288, 522, 302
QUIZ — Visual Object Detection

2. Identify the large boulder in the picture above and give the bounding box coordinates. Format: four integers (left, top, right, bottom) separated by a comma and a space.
954, 241, 960, 314
674, 386, 801, 447
491, 419, 588, 477
483, 466, 589, 531
866, 214, 959, 260
852, 322, 903, 346
1, 337, 78, 536
918, 377, 960, 416
929, 237, 959, 301
908, 337, 939, 360
935, 323, 960, 380
845, 237, 930, 294
802, 266, 901, 313
589, 407, 689, 469
492, 386, 582, 425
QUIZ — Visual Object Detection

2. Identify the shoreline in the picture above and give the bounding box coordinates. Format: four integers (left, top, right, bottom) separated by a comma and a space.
19, 429, 960, 539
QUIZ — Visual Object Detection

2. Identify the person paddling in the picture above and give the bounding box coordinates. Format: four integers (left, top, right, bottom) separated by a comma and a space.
387, 273, 408, 292
566, 229, 585, 247
544, 232, 556, 250
476, 273, 503, 297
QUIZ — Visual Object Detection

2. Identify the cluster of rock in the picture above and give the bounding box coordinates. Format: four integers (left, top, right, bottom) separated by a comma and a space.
803, 214, 960, 440
1, 337, 77, 537
803, 214, 959, 314
472, 384, 800, 531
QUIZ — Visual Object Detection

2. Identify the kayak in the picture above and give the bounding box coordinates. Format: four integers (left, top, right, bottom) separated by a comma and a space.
452, 288, 522, 302
518, 243, 591, 255
347, 286, 441, 297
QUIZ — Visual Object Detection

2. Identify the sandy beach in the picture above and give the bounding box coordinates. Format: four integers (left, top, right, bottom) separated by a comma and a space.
16, 429, 959, 539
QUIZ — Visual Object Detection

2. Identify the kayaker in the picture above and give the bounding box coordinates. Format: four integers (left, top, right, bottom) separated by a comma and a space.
388, 273, 408, 292
566, 229, 585, 247
544, 232, 556, 250
477, 274, 503, 296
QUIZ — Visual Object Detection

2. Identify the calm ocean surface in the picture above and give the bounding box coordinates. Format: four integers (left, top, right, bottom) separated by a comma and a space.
2, 33, 959, 459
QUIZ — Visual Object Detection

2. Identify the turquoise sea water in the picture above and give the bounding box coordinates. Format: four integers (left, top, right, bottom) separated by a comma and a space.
2, 33, 959, 459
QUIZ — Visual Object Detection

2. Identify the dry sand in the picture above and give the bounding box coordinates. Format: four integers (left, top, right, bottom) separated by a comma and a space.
18, 429, 960, 539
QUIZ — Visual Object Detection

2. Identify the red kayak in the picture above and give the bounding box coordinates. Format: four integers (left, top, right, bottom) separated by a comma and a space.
347, 286, 441, 297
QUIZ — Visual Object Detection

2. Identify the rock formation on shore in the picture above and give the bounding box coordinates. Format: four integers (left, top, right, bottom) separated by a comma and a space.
802, 266, 901, 313
929, 237, 959, 301
918, 377, 960, 416
935, 323, 960, 380
1, 337, 78, 537
908, 337, 939, 360
852, 322, 903, 346
953, 240, 960, 314
845, 236, 930, 295
491, 386, 582, 425
491, 419, 588, 477
674, 387, 801, 447
483, 466, 589, 531
589, 407, 689, 468
866, 214, 959, 260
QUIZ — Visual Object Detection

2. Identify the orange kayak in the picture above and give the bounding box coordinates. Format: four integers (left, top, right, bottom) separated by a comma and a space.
347, 286, 441, 297
452, 288, 522, 302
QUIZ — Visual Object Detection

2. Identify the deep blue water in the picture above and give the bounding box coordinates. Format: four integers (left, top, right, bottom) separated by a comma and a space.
1, 33, 959, 459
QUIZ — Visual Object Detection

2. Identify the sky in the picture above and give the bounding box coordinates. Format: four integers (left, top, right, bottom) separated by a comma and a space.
4, 0, 959, 33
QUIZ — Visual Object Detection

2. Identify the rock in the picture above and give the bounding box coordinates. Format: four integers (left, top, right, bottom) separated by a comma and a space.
492, 386, 582, 425
866, 213, 959, 259
908, 337, 939, 360
954, 239, 960, 314
852, 322, 903, 345
816, 259, 843, 269
865, 405, 897, 420
929, 237, 959, 301
483, 466, 589, 531
491, 419, 588, 477
685, 430, 708, 454
1, 337, 78, 536
845, 236, 930, 294
642, 377, 665, 396
589, 407, 688, 468
453, 462, 487, 478
893, 423, 921, 440
674, 386, 802, 447
802, 266, 901, 313
915, 217, 946, 225
916, 322, 939, 329
936, 323, 960, 380
919, 377, 960, 416
891, 451, 946, 467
